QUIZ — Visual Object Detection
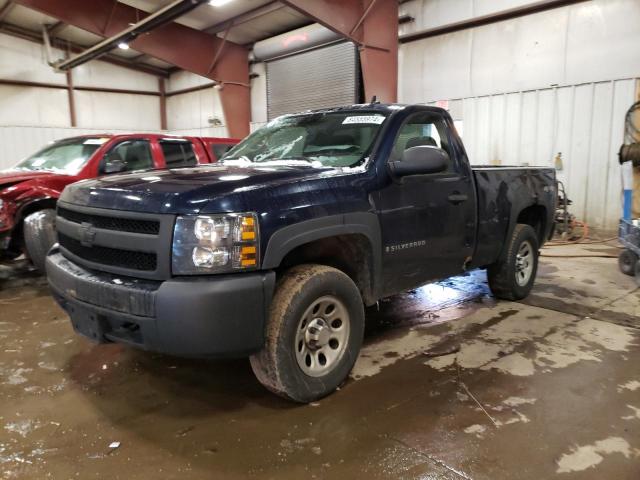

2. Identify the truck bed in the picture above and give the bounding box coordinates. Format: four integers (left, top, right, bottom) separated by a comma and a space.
471, 166, 556, 268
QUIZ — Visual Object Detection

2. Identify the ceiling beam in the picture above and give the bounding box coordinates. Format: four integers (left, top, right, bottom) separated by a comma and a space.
0, 21, 170, 77
203, 1, 284, 35
45, 19, 66, 35
55, 0, 210, 71
130, 53, 148, 63
13, 0, 251, 137
0, 0, 16, 22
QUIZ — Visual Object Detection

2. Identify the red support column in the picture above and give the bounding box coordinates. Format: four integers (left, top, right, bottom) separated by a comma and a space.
66, 69, 76, 127
158, 77, 167, 131
359, 0, 398, 103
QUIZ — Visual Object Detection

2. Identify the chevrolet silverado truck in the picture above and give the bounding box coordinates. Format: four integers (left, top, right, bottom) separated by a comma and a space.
0, 133, 238, 270
46, 104, 555, 402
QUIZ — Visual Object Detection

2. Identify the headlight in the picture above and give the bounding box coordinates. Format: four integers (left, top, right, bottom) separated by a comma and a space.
172, 213, 259, 274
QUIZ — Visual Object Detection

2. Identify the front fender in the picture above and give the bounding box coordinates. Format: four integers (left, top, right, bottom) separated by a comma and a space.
262, 212, 382, 297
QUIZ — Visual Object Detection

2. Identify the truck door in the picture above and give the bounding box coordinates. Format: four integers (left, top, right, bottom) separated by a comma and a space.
375, 109, 476, 295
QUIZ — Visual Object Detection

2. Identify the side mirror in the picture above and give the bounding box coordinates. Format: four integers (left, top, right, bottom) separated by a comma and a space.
388, 146, 449, 178
102, 155, 126, 174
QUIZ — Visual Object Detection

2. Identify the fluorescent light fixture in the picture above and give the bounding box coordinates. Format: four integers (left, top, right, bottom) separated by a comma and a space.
209, 0, 233, 7
117, 42, 129, 50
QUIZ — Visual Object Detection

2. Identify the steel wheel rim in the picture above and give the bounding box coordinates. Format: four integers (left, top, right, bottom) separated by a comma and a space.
515, 240, 534, 287
294, 295, 350, 377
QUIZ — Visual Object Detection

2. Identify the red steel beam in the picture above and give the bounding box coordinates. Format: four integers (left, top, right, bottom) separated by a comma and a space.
359, 0, 397, 104
158, 77, 167, 130
66, 69, 76, 127
14, 0, 251, 138
280, 0, 397, 103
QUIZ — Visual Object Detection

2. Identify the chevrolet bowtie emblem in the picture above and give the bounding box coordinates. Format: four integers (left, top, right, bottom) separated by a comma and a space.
80, 222, 96, 247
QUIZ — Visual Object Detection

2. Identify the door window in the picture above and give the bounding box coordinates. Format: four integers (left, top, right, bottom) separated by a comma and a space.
390, 112, 456, 173
160, 140, 197, 168
103, 139, 153, 173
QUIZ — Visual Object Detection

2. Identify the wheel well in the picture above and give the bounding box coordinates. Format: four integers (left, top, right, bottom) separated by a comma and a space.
517, 205, 547, 244
9, 198, 57, 252
277, 234, 375, 305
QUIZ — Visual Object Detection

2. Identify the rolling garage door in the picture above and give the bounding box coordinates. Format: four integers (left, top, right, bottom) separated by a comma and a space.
265, 42, 360, 120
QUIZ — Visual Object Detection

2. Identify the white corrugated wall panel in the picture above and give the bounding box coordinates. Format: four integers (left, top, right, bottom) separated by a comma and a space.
565, 84, 594, 223
165, 88, 227, 137
399, 0, 640, 101
73, 91, 161, 130
0, 85, 70, 127
73, 61, 159, 91
503, 93, 521, 166
455, 79, 637, 231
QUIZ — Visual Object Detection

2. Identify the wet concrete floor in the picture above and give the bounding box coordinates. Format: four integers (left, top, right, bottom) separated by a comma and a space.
0, 242, 639, 479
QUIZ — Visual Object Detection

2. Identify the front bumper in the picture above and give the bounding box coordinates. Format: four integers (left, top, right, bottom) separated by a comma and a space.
46, 248, 276, 358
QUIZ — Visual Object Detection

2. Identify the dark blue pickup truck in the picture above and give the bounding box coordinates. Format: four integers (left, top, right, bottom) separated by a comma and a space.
46, 104, 556, 402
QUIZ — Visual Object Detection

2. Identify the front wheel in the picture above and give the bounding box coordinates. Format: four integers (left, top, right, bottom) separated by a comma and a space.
250, 264, 364, 403
487, 224, 539, 300
23, 209, 57, 272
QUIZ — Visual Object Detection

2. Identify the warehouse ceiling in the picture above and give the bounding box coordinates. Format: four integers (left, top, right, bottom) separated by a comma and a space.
0, 0, 311, 76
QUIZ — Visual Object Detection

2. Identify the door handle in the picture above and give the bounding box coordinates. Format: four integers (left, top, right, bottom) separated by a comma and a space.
448, 192, 468, 204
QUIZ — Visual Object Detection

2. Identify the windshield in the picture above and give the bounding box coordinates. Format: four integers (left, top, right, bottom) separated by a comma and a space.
223, 111, 388, 168
13, 137, 108, 174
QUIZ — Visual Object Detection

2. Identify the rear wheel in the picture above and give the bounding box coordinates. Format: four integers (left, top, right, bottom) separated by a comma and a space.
23, 209, 57, 272
488, 224, 539, 300
250, 264, 364, 403
635, 261, 640, 287
618, 249, 638, 276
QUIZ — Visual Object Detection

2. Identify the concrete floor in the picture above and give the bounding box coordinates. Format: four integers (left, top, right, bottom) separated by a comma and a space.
0, 242, 639, 479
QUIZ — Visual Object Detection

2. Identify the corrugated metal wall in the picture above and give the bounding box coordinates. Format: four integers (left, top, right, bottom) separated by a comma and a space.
434, 79, 638, 231
399, 0, 640, 232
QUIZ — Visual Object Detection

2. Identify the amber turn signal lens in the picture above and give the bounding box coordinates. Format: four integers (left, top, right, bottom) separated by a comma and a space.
239, 215, 256, 241
239, 245, 257, 267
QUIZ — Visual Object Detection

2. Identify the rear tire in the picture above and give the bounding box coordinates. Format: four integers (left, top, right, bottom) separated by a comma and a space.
488, 224, 539, 301
250, 264, 364, 403
23, 209, 57, 272
619, 249, 638, 276
635, 261, 640, 287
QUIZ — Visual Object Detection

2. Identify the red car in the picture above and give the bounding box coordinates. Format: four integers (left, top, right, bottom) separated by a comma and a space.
0, 133, 239, 270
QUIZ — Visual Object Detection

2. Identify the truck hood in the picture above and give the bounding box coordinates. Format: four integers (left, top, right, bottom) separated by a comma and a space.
0, 169, 61, 189
0, 169, 76, 203
60, 163, 343, 214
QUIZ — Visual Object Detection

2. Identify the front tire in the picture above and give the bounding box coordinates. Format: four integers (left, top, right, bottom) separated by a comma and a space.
23, 209, 57, 272
250, 264, 364, 403
488, 224, 539, 300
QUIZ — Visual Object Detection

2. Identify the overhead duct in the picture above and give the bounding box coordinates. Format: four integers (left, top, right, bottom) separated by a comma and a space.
54, 0, 209, 71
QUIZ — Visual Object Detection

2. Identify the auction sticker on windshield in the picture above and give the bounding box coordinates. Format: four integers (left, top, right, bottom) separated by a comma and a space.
83, 138, 110, 145
342, 115, 385, 125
